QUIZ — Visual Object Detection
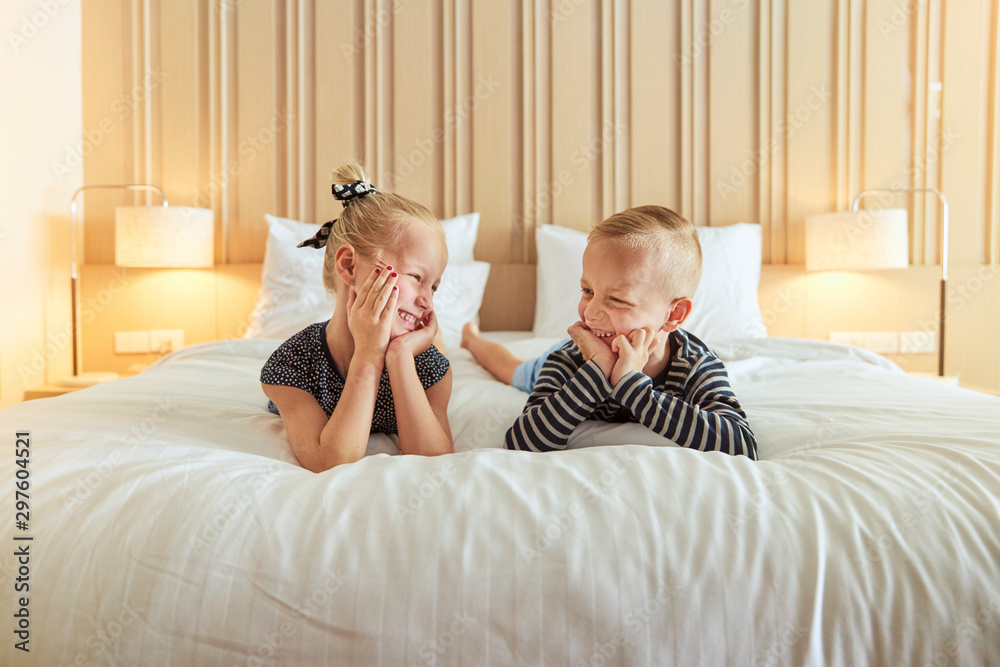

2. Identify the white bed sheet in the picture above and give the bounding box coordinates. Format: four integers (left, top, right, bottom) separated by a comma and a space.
1, 334, 998, 666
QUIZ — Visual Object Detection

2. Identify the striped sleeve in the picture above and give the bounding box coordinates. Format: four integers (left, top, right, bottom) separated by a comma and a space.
609, 355, 758, 459
504, 350, 613, 452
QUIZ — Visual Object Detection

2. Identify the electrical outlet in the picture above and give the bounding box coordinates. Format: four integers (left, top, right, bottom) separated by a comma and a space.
115, 331, 150, 354
150, 329, 184, 353
900, 331, 936, 354
829, 332, 866, 348
863, 331, 899, 354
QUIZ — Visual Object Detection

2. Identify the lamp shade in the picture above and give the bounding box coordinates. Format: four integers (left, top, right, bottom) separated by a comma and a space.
805, 208, 909, 271
115, 206, 215, 267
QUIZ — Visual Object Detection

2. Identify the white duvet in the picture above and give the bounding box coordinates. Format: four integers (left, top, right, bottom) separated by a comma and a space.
1, 334, 999, 666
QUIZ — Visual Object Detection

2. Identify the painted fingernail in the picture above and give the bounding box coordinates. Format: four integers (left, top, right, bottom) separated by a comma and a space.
375, 268, 381, 274
390, 272, 397, 277
385, 265, 393, 271
392, 286, 398, 291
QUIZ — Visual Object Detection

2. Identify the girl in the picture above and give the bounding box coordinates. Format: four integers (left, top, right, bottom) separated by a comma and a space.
260, 163, 453, 471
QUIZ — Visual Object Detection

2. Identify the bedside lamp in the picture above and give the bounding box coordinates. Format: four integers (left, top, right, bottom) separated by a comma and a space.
805, 187, 949, 377
62, 184, 215, 388
805, 209, 909, 272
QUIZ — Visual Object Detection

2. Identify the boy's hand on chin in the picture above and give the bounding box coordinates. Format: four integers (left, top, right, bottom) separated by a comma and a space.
610, 328, 655, 387
568, 321, 616, 379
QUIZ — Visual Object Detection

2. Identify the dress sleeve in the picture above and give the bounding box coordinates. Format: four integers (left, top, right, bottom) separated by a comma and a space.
504, 348, 613, 452
414, 345, 451, 390
259, 339, 310, 391
608, 354, 758, 459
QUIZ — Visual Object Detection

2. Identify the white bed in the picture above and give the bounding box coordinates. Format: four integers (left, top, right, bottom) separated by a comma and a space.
2, 331, 999, 666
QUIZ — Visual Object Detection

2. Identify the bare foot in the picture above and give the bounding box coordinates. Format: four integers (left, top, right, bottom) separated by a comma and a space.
461, 322, 480, 350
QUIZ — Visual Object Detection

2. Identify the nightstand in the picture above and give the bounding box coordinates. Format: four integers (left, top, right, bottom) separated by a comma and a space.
23, 384, 84, 401
960, 383, 1000, 397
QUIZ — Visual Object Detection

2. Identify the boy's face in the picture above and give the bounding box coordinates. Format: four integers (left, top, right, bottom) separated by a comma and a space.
577, 238, 680, 338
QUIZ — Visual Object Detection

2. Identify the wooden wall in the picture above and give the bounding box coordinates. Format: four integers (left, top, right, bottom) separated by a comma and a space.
78, 0, 1000, 390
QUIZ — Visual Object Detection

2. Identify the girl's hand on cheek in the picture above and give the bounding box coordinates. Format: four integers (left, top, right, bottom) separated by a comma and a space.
346, 265, 398, 366
388, 310, 439, 359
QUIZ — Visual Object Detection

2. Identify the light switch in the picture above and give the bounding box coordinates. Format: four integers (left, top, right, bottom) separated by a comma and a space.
150, 329, 184, 353
829, 332, 866, 348
900, 331, 936, 354
863, 331, 899, 354
115, 331, 150, 354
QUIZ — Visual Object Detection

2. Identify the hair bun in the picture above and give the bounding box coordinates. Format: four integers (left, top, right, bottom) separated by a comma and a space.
331, 162, 369, 186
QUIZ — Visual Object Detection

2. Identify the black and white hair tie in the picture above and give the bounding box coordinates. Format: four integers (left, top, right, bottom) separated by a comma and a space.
297, 219, 336, 249
332, 180, 378, 207
298, 180, 379, 249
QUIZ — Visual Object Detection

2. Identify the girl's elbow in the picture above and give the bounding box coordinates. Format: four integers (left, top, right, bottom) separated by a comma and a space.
293, 437, 362, 472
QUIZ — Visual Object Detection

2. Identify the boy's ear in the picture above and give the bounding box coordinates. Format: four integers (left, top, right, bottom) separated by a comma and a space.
660, 297, 693, 332
333, 244, 357, 287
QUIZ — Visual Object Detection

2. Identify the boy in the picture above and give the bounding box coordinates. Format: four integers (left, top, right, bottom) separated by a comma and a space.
480, 205, 756, 458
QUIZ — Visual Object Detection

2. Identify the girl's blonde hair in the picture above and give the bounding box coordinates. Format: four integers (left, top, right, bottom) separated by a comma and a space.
322, 162, 441, 292
588, 205, 702, 299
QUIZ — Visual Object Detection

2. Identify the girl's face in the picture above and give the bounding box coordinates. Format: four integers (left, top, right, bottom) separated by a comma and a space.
357, 221, 448, 339
577, 238, 677, 338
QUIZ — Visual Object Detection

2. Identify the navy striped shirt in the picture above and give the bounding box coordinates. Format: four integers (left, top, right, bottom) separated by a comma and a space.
503, 329, 757, 458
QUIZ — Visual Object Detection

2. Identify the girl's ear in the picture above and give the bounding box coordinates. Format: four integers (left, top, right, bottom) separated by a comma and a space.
660, 297, 693, 333
333, 244, 357, 288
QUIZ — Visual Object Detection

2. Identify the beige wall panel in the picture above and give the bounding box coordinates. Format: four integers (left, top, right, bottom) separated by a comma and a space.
72, 0, 1000, 396
522, 0, 551, 239
804, 266, 940, 373
550, 0, 601, 231
479, 263, 535, 332
859, 0, 918, 264
707, 0, 757, 227
470, 0, 520, 261
215, 263, 267, 340
604, 0, 629, 216
81, 0, 133, 264
834, 0, 859, 213
314, 0, 363, 227
988, 1, 1000, 266
784, 0, 837, 264
231, 0, 281, 262
454, 0, 474, 219
629, 0, 681, 211
759, 0, 788, 264
946, 265, 1000, 388
862, 0, 912, 190
156, 0, 205, 208
941, 0, 992, 266
391, 1, 443, 213
80, 265, 219, 376
80, 264, 261, 374
757, 264, 807, 339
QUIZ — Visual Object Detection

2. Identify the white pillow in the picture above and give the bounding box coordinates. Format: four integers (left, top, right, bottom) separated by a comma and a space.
532, 222, 766, 345
440, 212, 479, 265
243, 214, 334, 340
532, 225, 588, 340
435, 260, 491, 350
245, 213, 488, 343
684, 223, 766, 341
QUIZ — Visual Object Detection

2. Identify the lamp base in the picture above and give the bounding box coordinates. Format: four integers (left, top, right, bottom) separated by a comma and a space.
59, 372, 120, 388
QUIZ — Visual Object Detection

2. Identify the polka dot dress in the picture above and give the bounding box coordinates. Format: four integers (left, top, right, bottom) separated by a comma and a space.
259, 321, 450, 434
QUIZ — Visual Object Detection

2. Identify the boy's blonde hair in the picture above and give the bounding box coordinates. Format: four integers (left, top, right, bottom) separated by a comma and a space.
322, 162, 441, 292
588, 205, 702, 299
